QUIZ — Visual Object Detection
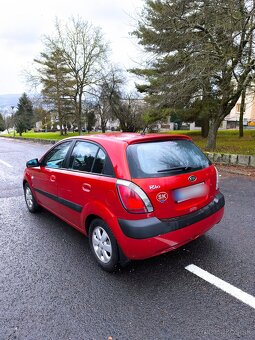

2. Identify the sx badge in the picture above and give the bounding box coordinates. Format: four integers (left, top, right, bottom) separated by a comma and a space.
156, 192, 168, 203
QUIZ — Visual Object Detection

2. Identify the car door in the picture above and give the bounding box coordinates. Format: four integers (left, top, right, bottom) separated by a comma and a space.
30, 140, 73, 215
57, 140, 116, 230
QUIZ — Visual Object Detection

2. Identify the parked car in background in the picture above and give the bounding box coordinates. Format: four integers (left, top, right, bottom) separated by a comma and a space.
23, 133, 225, 272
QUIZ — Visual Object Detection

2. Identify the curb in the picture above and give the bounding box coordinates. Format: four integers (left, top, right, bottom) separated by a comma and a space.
0, 135, 56, 145
204, 152, 255, 167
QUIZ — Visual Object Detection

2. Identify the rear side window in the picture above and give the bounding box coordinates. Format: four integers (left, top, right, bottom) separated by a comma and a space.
69, 141, 115, 176
127, 140, 210, 178
93, 149, 115, 176
70, 141, 98, 172
93, 149, 105, 173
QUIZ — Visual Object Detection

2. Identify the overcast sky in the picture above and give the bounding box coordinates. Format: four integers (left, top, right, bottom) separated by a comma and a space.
0, 0, 145, 95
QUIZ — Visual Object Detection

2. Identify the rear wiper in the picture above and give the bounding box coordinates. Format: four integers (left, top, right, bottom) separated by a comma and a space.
157, 166, 193, 173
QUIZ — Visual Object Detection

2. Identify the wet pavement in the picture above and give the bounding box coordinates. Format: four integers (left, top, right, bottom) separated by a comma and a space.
0, 138, 254, 340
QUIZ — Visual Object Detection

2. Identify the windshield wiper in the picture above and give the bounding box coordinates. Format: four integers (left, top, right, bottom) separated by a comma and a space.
157, 166, 193, 173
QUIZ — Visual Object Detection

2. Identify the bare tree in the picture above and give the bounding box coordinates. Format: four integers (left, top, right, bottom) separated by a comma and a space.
95, 68, 145, 132
91, 68, 123, 132
44, 17, 109, 134
3, 115, 12, 134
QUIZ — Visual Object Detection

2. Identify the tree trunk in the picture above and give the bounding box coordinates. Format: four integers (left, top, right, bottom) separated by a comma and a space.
101, 124, 106, 133
100, 115, 106, 133
239, 90, 246, 138
78, 93, 82, 135
59, 117, 63, 135
206, 119, 221, 150
201, 118, 209, 138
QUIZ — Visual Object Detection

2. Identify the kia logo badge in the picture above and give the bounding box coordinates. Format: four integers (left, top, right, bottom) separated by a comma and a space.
188, 175, 197, 182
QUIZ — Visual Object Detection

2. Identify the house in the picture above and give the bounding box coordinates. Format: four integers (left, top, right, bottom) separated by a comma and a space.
224, 88, 255, 128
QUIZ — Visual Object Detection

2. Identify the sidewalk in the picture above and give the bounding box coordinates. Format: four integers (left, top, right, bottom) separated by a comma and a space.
216, 164, 255, 178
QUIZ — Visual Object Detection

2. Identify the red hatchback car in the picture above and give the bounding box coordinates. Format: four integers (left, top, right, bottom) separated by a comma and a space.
23, 133, 225, 271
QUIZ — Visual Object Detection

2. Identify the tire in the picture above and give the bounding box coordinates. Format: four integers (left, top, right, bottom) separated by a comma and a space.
89, 218, 119, 272
24, 182, 40, 213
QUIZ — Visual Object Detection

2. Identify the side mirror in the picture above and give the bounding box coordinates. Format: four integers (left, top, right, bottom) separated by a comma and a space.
26, 158, 40, 168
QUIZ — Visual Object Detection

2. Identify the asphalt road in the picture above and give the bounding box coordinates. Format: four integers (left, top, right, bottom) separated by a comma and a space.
0, 137, 254, 340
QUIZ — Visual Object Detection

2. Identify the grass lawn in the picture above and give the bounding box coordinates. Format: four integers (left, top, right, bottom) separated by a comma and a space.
168, 129, 255, 155
1, 129, 255, 155
3, 131, 81, 140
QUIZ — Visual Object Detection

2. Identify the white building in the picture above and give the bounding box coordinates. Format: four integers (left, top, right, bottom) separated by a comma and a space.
225, 88, 255, 128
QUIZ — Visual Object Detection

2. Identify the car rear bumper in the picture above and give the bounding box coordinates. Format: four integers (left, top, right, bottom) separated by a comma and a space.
117, 192, 225, 259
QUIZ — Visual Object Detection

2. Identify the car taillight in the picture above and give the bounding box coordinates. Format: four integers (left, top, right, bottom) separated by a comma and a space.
116, 179, 153, 214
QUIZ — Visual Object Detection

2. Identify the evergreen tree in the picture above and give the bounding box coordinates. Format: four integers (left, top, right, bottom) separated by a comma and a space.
14, 93, 34, 136
35, 48, 76, 135
0, 113, 5, 131
132, 0, 255, 150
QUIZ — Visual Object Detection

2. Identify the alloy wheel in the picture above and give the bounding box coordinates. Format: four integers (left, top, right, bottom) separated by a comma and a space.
25, 186, 34, 210
92, 226, 112, 264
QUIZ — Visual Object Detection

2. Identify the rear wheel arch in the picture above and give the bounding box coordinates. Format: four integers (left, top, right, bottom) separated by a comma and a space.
85, 213, 117, 238
88, 217, 119, 272
83, 203, 116, 235
86, 215, 130, 270
85, 214, 99, 235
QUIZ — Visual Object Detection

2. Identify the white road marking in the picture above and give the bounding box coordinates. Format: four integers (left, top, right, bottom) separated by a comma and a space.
185, 264, 255, 310
0, 159, 13, 168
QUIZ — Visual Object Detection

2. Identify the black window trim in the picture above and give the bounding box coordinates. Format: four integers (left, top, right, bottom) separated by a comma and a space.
65, 139, 116, 178
41, 140, 75, 170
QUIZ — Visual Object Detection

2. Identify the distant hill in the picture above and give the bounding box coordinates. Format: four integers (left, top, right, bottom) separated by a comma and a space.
0, 94, 21, 116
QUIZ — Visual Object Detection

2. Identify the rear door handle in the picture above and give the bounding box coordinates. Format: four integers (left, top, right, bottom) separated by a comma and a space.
50, 175, 56, 182
82, 183, 91, 192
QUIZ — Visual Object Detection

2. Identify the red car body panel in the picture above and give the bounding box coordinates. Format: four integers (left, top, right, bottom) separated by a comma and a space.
115, 207, 224, 259
23, 133, 225, 261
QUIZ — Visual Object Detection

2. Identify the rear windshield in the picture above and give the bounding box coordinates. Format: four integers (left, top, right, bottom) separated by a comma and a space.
127, 139, 210, 178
